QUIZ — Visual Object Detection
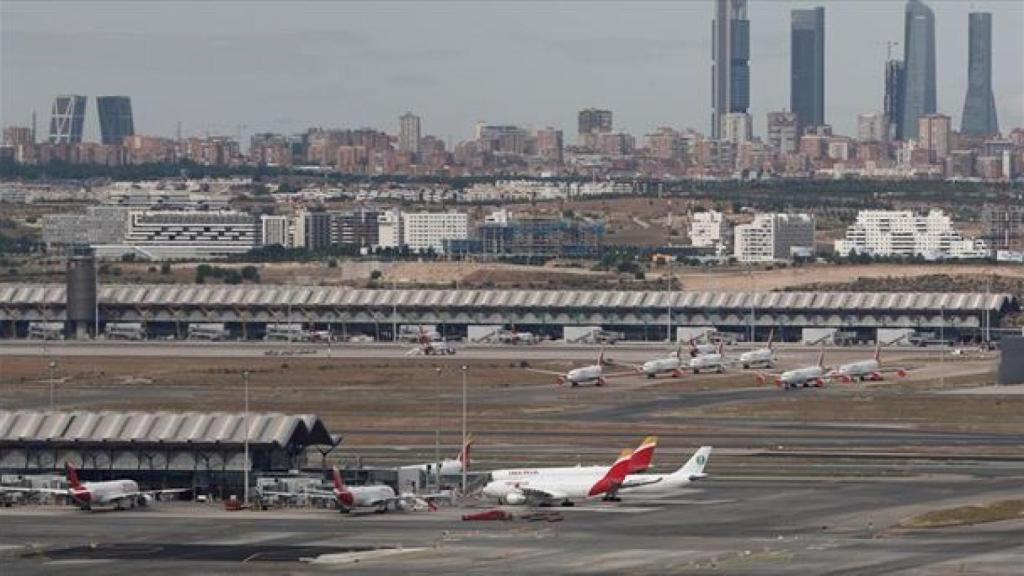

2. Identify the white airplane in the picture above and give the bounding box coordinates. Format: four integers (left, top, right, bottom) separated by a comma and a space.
829, 343, 908, 383
399, 437, 473, 477
756, 350, 828, 389
686, 341, 730, 374
406, 326, 455, 356
262, 467, 429, 514
0, 463, 187, 511
634, 347, 688, 378
526, 348, 635, 387
610, 446, 713, 499
490, 436, 658, 482
738, 330, 776, 369
481, 448, 635, 506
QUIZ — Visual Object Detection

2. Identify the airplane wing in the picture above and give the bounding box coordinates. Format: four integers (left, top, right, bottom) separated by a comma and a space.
517, 485, 569, 502
601, 371, 641, 378
619, 476, 663, 490
523, 368, 567, 377
260, 489, 336, 500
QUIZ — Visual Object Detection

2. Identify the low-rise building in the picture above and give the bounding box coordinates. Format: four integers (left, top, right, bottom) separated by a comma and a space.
402, 211, 469, 254
689, 210, 730, 252
835, 209, 989, 259
734, 213, 815, 263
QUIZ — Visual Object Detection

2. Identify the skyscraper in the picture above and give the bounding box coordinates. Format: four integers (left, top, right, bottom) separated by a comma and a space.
900, 0, 936, 140
399, 112, 421, 154
790, 7, 825, 131
960, 12, 999, 136
577, 108, 613, 147
96, 96, 135, 145
711, 0, 750, 139
884, 59, 906, 140
48, 95, 87, 144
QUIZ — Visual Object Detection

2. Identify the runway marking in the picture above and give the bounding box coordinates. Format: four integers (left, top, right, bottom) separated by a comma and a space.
206, 531, 295, 545
556, 506, 663, 514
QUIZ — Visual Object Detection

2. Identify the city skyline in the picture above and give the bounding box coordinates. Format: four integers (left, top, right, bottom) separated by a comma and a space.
2, 1, 1022, 142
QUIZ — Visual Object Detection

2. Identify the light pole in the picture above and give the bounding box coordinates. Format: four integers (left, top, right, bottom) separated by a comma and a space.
434, 365, 442, 489
48, 361, 57, 410
242, 370, 250, 508
460, 364, 468, 496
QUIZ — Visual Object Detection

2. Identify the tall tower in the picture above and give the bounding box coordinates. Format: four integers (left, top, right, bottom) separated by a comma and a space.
48, 95, 87, 144
96, 96, 135, 145
960, 12, 999, 136
790, 7, 825, 131
399, 112, 421, 154
711, 0, 750, 139
900, 0, 936, 140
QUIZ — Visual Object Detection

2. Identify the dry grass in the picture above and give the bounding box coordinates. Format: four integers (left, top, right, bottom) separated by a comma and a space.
900, 500, 1024, 529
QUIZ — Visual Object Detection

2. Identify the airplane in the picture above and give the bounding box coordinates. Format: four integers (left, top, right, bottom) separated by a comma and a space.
263, 467, 428, 514
399, 437, 473, 477
738, 330, 776, 369
829, 343, 908, 383
481, 448, 635, 506
634, 347, 688, 378
756, 349, 828, 389
685, 341, 730, 374
0, 463, 187, 511
406, 326, 455, 356
525, 348, 635, 386
490, 436, 658, 482
608, 446, 713, 499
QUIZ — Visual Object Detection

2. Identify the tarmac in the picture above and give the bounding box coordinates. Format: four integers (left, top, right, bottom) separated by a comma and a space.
2, 474, 1023, 575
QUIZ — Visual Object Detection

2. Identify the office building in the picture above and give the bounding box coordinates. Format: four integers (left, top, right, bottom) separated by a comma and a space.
3, 126, 33, 146
290, 211, 307, 249
711, 0, 750, 139
734, 213, 814, 263
857, 113, 888, 143
402, 211, 469, 254
334, 208, 380, 247
722, 112, 753, 144
689, 210, 730, 250
474, 209, 603, 258
305, 211, 333, 250
918, 114, 951, 161
535, 127, 563, 164
835, 210, 989, 259
900, 0, 937, 140
96, 96, 135, 145
476, 124, 530, 155
578, 109, 613, 148
961, 12, 999, 136
48, 95, 87, 144
790, 7, 825, 130
376, 208, 403, 249
884, 59, 906, 140
260, 215, 290, 247
41, 207, 131, 247
399, 112, 421, 154
766, 111, 799, 154
982, 206, 1023, 252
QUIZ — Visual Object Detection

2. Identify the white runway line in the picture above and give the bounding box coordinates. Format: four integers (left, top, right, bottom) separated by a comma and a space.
205, 531, 296, 545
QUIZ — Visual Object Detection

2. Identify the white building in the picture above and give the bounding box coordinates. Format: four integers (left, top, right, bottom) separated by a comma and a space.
689, 210, 730, 252
91, 210, 259, 260
734, 213, 815, 263
260, 215, 290, 247
835, 210, 989, 260
857, 113, 888, 143
290, 210, 307, 249
402, 211, 469, 254
722, 112, 753, 144
376, 208, 403, 249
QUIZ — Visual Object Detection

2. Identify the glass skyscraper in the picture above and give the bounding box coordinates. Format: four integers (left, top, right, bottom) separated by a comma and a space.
711, 0, 750, 140
790, 7, 825, 131
960, 12, 999, 136
48, 95, 87, 144
900, 0, 936, 140
96, 96, 135, 146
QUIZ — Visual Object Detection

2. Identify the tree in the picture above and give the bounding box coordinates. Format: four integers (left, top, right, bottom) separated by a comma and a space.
240, 265, 260, 282
160, 262, 172, 275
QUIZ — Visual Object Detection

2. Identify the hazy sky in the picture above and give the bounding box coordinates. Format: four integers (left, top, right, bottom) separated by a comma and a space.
2, 0, 1022, 144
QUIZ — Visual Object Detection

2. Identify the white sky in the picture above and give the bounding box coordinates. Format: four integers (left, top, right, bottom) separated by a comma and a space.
2, 0, 1022, 143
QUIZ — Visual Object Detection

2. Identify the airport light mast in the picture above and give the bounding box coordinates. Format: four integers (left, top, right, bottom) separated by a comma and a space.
434, 365, 442, 489
242, 370, 250, 508
460, 364, 468, 495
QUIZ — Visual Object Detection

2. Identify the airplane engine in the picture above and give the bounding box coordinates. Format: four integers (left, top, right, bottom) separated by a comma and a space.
139, 494, 155, 506
503, 493, 526, 505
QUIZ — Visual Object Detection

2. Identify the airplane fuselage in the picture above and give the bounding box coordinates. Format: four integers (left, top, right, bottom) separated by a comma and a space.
739, 348, 775, 368
565, 364, 604, 385
70, 479, 141, 507
834, 359, 880, 380
777, 365, 827, 388
689, 353, 726, 373
640, 357, 683, 377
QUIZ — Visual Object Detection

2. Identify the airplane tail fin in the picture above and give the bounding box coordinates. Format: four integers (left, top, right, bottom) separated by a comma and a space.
717, 341, 724, 356
457, 436, 473, 470
874, 342, 881, 362
767, 329, 774, 350
65, 462, 82, 489
588, 449, 633, 497
816, 348, 825, 368
597, 346, 607, 366
628, 436, 658, 473
670, 446, 712, 481
688, 338, 698, 357
332, 466, 345, 491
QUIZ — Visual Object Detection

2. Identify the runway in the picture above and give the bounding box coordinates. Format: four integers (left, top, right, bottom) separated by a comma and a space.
3, 476, 1023, 575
